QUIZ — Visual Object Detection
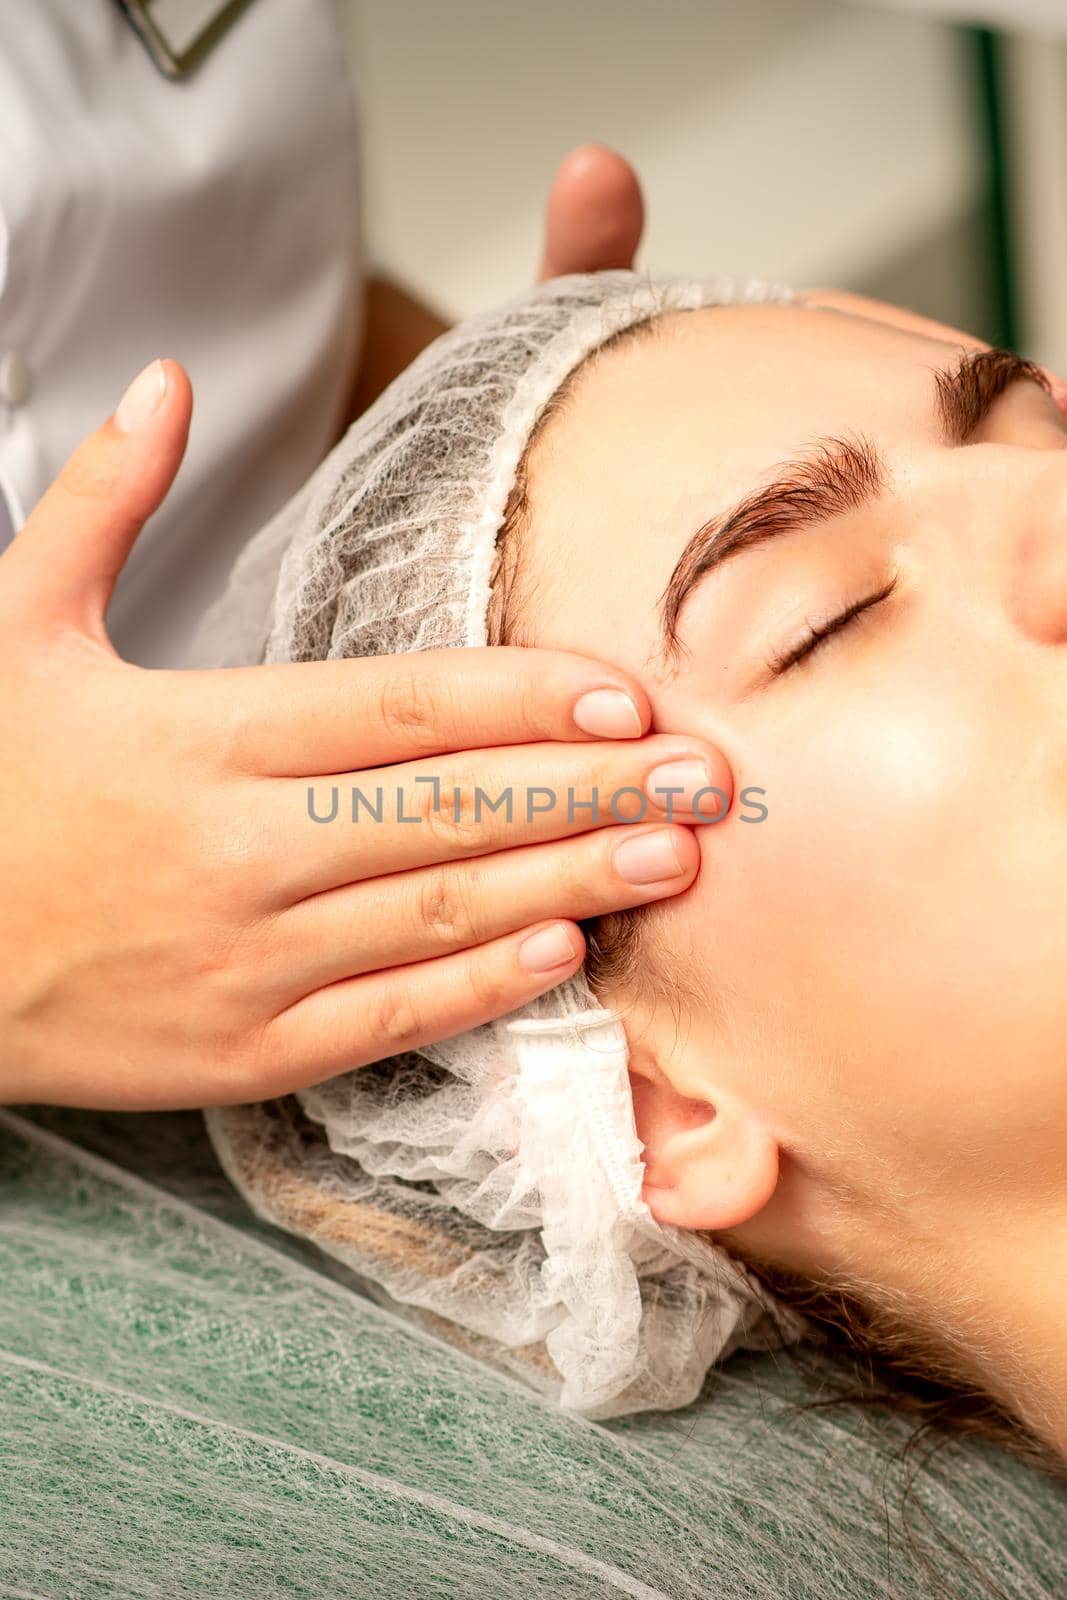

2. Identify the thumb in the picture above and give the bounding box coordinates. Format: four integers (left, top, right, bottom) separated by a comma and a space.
0, 357, 192, 643
537, 144, 645, 283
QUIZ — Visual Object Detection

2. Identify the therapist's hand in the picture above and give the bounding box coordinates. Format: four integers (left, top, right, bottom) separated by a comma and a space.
537, 144, 644, 281
0, 360, 721, 1112
347, 145, 644, 425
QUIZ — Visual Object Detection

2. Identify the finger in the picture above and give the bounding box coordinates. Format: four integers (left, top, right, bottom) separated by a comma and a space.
537, 144, 644, 282
191, 646, 652, 776
263, 733, 732, 901
0, 358, 193, 640
241, 919, 590, 1101
268, 823, 699, 995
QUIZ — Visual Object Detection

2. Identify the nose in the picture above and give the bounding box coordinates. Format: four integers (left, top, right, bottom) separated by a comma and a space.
1004, 471, 1067, 647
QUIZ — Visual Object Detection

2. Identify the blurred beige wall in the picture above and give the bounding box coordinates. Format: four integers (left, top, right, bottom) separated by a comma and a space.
339, 0, 990, 336
854, 0, 1067, 30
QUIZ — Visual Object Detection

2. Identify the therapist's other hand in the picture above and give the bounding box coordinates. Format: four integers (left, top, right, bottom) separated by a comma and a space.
347, 146, 643, 426
0, 360, 720, 1112
537, 144, 644, 281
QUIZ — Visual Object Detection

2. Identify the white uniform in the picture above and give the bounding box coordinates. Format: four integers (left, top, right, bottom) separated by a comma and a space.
0, 0, 363, 666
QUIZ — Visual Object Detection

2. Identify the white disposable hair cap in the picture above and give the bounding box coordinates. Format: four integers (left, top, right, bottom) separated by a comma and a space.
197, 269, 814, 1419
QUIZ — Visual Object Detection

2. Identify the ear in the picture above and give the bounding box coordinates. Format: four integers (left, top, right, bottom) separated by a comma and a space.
629, 1048, 779, 1232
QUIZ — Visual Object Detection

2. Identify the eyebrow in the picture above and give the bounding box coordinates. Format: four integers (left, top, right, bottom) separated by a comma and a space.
656, 346, 1053, 664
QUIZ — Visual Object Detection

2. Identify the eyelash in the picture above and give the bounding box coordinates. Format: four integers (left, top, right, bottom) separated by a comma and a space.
767, 572, 900, 677
759, 377, 1067, 681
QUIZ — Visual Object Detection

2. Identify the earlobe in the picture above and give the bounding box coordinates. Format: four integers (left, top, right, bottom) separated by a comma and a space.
629, 1050, 779, 1233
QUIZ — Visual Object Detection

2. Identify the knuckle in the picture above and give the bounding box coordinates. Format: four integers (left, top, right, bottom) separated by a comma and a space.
198, 811, 273, 907
547, 842, 588, 912
192, 923, 262, 1015
412, 775, 474, 850
514, 675, 544, 739
198, 859, 259, 930
190, 690, 248, 771
216, 913, 273, 982
510, 837, 583, 918
414, 866, 479, 950
59, 449, 116, 508
463, 954, 511, 1018
365, 977, 424, 1054
214, 1020, 276, 1102
379, 664, 443, 743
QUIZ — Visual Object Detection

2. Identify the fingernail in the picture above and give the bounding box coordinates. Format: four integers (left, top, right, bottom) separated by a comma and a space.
613, 828, 685, 885
518, 922, 580, 974
644, 758, 713, 813
115, 360, 167, 433
573, 688, 643, 739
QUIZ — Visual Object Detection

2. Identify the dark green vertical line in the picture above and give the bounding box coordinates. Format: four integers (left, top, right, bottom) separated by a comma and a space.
969, 26, 1019, 351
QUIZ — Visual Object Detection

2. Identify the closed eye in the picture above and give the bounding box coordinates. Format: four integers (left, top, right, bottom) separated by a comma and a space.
767, 572, 900, 677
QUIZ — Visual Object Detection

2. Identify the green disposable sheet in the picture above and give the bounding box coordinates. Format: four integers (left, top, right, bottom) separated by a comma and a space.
0, 1106, 1063, 1599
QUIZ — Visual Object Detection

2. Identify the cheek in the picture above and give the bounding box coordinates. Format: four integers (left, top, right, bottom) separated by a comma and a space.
667, 666, 1067, 1168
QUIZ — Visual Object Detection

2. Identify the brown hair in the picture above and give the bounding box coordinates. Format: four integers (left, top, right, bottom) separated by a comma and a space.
484, 312, 1067, 1594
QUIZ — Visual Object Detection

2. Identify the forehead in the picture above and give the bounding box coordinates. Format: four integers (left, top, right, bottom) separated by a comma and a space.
517, 301, 959, 680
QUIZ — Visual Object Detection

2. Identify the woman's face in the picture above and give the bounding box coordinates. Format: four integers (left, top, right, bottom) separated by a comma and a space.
518, 294, 1067, 1266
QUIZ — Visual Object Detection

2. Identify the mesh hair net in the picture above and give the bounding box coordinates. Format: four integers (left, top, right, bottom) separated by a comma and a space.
195, 270, 814, 1420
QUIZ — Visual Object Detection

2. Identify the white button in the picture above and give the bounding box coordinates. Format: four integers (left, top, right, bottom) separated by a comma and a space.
0, 352, 32, 408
